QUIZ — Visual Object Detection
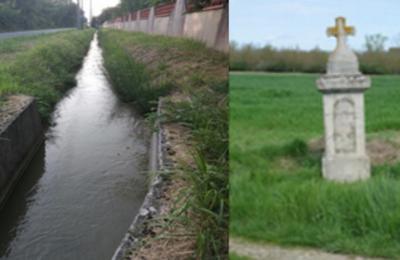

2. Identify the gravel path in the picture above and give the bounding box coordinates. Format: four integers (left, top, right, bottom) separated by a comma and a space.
230, 238, 381, 260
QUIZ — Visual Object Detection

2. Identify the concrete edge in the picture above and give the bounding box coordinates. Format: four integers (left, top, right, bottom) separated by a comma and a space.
112, 98, 172, 260
0, 96, 44, 209
0, 134, 43, 210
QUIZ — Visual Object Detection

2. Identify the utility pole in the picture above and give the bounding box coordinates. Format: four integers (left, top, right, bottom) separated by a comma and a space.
82, 0, 85, 28
76, 0, 81, 29
89, 0, 93, 26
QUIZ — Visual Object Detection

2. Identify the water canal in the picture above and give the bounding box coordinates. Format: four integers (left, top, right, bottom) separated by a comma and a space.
0, 34, 149, 259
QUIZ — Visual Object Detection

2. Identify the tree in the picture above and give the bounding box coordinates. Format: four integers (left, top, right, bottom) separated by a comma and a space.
393, 33, 400, 47
364, 34, 388, 52
0, 0, 84, 32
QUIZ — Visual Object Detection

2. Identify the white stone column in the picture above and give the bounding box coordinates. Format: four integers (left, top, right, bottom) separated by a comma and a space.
316, 17, 371, 182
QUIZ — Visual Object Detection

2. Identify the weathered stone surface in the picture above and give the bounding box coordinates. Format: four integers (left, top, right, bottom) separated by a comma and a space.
326, 17, 359, 75
317, 74, 370, 92
317, 17, 371, 182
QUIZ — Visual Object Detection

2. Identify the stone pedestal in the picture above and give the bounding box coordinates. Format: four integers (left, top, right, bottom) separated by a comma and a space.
317, 17, 371, 182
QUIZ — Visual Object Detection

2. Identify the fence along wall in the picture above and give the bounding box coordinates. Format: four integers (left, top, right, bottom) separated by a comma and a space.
103, 0, 228, 53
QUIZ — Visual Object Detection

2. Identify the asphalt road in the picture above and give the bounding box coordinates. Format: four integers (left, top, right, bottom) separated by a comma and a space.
0, 28, 74, 41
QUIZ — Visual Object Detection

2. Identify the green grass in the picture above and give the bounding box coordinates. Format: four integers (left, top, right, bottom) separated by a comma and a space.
164, 80, 228, 259
98, 29, 226, 113
98, 30, 173, 113
0, 29, 95, 119
229, 253, 252, 260
230, 72, 400, 258
100, 29, 226, 62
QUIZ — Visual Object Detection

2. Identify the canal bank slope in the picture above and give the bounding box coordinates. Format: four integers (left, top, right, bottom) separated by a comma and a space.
0, 29, 95, 119
99, 29, 228, 259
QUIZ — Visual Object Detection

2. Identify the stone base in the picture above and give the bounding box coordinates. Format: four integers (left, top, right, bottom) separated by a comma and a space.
322, 155, 370, 182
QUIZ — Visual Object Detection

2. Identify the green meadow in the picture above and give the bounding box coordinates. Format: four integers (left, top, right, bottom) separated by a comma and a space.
230, 72, 400, 258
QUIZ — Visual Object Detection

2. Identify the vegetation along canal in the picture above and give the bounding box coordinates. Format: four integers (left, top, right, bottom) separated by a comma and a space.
0, 34, 150, 259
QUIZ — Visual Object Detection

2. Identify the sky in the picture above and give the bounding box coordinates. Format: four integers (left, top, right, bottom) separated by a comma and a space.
74, 0, 120, 21
230, 0, 400, 51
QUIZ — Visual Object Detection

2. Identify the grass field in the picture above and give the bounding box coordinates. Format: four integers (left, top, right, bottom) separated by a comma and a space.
0, 29, 94, 119
230, 72, 400, 258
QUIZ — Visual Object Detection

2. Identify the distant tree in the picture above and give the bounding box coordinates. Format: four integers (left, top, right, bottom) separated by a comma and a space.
364, 34, 388, 52
95, 6, 122, 25
188, 0, 211, 9
94, 0, 172, 25
393, 33, 400, 47
0, 0, 83, 32
229, 40, 238, 50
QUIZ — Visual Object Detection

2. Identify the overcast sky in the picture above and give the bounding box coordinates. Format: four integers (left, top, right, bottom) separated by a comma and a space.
230, 0, 400, 51
74, 0, 120, 20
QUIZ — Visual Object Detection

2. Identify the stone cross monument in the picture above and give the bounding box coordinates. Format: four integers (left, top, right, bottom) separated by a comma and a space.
317, 17, 371, 182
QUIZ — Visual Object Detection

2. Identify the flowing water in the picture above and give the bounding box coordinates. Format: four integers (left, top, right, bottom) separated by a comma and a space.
0, 34, 149, 260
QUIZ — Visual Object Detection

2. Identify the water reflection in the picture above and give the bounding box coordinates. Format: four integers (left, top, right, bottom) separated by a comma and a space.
0, 33, 149, 260
0, 145, 45, 257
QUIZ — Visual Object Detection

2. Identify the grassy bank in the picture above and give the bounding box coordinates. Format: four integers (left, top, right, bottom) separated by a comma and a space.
230, 72, 400, 258
98, 29, 228, 258
98, 29, 226, 113
230, 44, 400, 74
0, 29, 95, 119
98, 30, 170, 113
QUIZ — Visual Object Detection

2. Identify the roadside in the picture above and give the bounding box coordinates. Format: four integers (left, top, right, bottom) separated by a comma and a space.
230, 238, 381, 260
0, 28, 73, 41
99, 29, 229, 259
229, 71, 320, 76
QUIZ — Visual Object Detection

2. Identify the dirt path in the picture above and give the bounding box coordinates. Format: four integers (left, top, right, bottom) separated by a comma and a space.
230, 238, 381, 260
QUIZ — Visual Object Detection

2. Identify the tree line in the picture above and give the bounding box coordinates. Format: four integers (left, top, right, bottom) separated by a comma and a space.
0, 0, 84, 32
230, 34, 400, 74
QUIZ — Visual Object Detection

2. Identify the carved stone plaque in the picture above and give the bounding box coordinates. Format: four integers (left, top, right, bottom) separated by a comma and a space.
333, 98, 356, 154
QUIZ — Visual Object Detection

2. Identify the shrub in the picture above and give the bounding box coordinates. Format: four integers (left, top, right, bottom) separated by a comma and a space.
230, 42, 400, 74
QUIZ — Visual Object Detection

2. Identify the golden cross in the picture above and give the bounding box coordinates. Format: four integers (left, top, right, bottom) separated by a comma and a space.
327, 17, 355, 38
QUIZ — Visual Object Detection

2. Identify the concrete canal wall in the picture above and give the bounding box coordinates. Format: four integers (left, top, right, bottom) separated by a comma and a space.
103, 0, 229, 52
0, 95, 43, 208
